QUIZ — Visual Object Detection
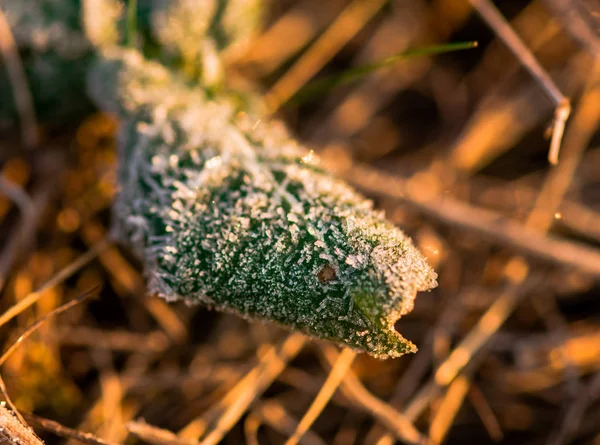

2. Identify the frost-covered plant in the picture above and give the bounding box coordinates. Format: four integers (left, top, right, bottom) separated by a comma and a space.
0, 0, 94, 124
2, 0, 437, 358
0, 0, 261, 124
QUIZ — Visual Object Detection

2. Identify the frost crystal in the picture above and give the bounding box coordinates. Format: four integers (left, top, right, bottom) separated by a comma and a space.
92, 51, 437, 359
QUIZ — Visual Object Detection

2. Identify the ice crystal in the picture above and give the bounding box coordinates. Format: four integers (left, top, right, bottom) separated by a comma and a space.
88, 51, 437, 358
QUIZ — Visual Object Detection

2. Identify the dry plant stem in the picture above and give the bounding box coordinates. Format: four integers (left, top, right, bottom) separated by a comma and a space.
382, 57, 599, 442
374, 273, 537, 445
399, 304, 470, 443
0, 374, 27, 429
530, 294, 581, 396
284, 348, 356, 445
472, 176, 600, 243
0, 238, 109, 328
428, 374, 472, 443
234, 0, 346, 74
468, 0, 571, 164
340, 163, 600, 278
0, 404, 43, 445
467, 384, 503, 441
0, 182, 51, 293
72, 353, 159, 445
263, 0, 386, 113
526, 60, 600, 232
448, 52, 588, 173
92, 350, 124, 443
188, 333, 306, 445
243, 413, 260, 445
403, 270, 536, 423
0, 176, 34, 217
126, 420, 197, 445
321, 346, 426, 445
0, 9, 38, 147
548, 371, 600, 445
23, 412, 118, 445
365, 299, 465, 444
305, 4, 425, 145
250, 400, 328, 445
54, 326, 169, 353
0, 286, 98, 366
80, 221, 188, 342
428, 351, 503, 443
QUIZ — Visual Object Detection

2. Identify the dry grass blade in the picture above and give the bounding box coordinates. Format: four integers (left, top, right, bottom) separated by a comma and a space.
468, 0, 571, 164
321, 345, 426, 445
403, 267, 535, 422
184, 333, 306, 445
0, 8, 38, 147
23, 412, 119, 445
340, 163, 600, 278
0, 286, 98, 366
284, 348, 355, 445
0, 182, 50, 293
467, 384, 503, 442
548, 371, 600, 445
0, 239, 109, 328
526, 59, 600, 231
127, 419, 197, 445
384, 53, 600, 443
264, 0, 387, 113
0, 175, 34, 217
248, 400, 328, 445
428, 374, 472, 443
233, 0, 347, 74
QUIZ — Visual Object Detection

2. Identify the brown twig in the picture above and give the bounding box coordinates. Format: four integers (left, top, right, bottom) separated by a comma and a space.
0, 286, 98, 366
468, 384, 504, 442
338, 163, 600, 278
526, 59, 600, 232
0, 8, 38, 147
0, 404, 43, 445
285, 348, 355, 445
248, 400, 328, 445
182, 333, 306, 445
23, 412, 118, 445
126, 419, 197, 445
321, 345, 427, 445
548, 371, 600, 445
0, 239, 109, 328
0, 375, 28, 431
468, 0, 571, 164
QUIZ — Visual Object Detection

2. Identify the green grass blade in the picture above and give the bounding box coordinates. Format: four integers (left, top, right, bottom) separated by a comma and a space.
292, 41, 478, 104
126, 0, 138, 47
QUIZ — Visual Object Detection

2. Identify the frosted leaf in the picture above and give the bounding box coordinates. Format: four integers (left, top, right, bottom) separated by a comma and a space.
7, 0, 436, 359
99, 51, 437, 359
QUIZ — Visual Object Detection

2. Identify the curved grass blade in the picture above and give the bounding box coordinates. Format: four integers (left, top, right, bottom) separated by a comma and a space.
292, 41, 478, 104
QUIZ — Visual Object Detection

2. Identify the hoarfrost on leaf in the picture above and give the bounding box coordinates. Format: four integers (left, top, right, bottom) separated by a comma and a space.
102, 51, 437, 359
8, 0, 438, 359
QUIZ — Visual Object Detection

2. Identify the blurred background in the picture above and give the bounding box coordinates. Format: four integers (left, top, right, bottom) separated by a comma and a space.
1, 0, 600, 444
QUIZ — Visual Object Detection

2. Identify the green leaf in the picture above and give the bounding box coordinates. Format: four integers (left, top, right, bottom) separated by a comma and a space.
90, 51, 437, 359
292, 41, 478, 104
